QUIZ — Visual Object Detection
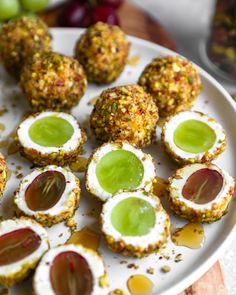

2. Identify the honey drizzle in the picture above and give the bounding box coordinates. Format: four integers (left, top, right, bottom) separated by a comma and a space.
69, 157, 88, 173
127, 55, 141, 66
66, 227, 101, 251
171, 223, 205, 249
7, 141, 20, 155
127, 274, 154, 295
152, 176, 168, 198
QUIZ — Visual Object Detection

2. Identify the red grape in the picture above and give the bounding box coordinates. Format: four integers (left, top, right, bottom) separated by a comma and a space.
98, 0, 123, 9
59, 2, 91, 27
92, 5, 120, 25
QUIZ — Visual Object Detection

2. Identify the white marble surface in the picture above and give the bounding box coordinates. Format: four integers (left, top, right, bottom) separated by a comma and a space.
131, 0, 236, 294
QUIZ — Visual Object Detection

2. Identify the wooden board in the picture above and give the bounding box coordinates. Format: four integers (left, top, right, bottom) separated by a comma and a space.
41, 1, 228, 294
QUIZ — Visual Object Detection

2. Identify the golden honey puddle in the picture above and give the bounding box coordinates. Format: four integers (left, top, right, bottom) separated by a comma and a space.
127, 55, 141, 66
7, 141, 20, 155
171, 223, 205, 249
127, 274, 154, 295
69, 157, 88, 173
66, 227, 101, 251
88, 96, 99, 106
152, 176, 168, 198
6, 168, 11, 181
0, 123, 5, 132
9, 129, 17, 139
0, 140, 8, 148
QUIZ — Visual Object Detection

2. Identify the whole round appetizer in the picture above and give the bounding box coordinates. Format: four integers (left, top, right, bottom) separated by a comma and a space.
90, 85, 159, 147
0, 16, 52, 79
86, 142, 155, 201
161, 111, 226, 164
75, 22, 130, 83
17, 111, 86, 166
0, 153, 7, 197
20, 51, 87, 111
168, 163, 235, 222
138, 55, 202, 117
34, 244, 108, 295
101, 190, 170, 258
0, 217, 49, 287
14, 165, 80, 227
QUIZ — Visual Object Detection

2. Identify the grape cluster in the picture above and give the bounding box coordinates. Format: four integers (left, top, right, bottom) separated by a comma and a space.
59, 0, 123, 27
0, 0, 48, 21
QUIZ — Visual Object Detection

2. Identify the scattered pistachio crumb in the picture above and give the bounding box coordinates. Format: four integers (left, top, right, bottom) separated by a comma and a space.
147, 267, 154, 275
108, 289, 126, 295
175, 253, 183, 263
127, 263, 139, 269
161, 265, 171, 273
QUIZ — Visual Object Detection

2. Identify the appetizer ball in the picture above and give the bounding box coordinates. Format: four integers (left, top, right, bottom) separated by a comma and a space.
14, 166, 80, 227
138, 55, 202, 117
168, 163, 235, 222
0, 16, 52, 79
75, 22, 130, 83
17, 111, 87, 166
161, 111, 226, 165
90, 85, 159, 147
0, 218, 49, 288
86, 142, 155, 202
34, 244, 108, 295
0, 153, 7, 198
20, 51, 87, 111
101, 190, 170, 258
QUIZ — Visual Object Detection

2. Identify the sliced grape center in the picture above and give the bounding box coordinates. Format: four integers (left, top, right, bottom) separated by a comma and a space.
95, 150, 144, 195
173, 119, 216, 153
25, 171, 66, 211
50, 251, 93, 295
111, 197, 156, 236
29, 116, 74, 147
0, 228, 41, 266
182, 168, 223, 204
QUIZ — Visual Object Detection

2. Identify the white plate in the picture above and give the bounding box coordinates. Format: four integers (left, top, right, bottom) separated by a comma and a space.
0, 28, 235, 295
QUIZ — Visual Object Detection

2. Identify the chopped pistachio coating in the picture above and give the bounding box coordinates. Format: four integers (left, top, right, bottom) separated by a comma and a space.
138, 56, 202, 117
90, 85, 159, 148
20, 51, 87, 111
0, 153, 7, 199
75, 22, 130, 83
0, 16, 52, 79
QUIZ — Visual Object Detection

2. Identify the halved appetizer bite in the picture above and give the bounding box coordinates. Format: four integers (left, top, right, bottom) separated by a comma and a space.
101, 190, 170, 258
14, 166, 80, 227
34, 244, 108, 295
86, 142, 155, 202
0, 153, 7, 198
17, 111, 86, 166
168, 163, 235, 222
0, 218, 49, 287
162, 111, 226, 164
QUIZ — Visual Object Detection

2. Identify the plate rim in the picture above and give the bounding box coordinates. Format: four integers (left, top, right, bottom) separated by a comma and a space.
48, 28, 236, 294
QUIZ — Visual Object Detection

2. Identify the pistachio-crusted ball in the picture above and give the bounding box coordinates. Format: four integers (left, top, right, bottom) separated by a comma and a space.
138, 56, 202, 117
75, 22, 130, 83
90, 85, 159, 147
0, 16, 52, 79
20, 51, 87, 111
